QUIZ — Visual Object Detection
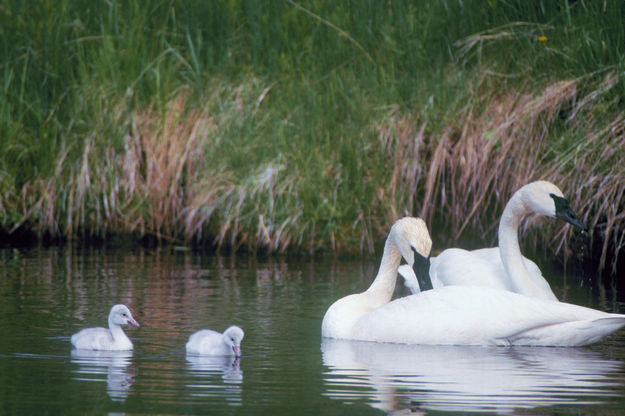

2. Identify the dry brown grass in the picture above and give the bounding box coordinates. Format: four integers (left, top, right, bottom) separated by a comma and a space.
11, 94, 228, 243
3, 75, 624, 273
118, 96, 225, 241
9, 88, 306, 253
386, 72, 625, 272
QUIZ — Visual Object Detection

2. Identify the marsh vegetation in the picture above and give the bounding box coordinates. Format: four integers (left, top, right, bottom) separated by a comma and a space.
1, 1, 624, 273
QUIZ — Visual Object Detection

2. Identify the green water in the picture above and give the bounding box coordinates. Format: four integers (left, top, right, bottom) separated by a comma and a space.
1, 247, 624, 415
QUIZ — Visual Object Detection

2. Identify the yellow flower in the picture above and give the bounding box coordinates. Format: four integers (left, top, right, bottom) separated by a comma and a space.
538, 36, 547, 42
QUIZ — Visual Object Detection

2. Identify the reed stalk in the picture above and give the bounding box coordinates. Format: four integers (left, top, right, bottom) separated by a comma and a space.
0, 0, 624, 274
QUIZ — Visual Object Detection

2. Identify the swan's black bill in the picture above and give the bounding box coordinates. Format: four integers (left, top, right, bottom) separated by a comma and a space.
411, 246, 433, 291
550, 194, 587, 231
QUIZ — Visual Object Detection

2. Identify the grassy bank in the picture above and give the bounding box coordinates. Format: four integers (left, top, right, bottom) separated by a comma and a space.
1, 1, 624, 272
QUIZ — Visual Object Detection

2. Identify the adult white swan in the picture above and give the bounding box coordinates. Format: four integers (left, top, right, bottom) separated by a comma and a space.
323, 217, 625, 346
400, 181, 586, 300
71, 304, 140, 351
321, 217, 433, 340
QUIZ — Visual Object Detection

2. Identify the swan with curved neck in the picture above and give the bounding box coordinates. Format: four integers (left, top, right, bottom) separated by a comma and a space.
324, 216, 625, 346
400, 181, 586, 300
71, 304, 140, 351
321, 217, 432, 340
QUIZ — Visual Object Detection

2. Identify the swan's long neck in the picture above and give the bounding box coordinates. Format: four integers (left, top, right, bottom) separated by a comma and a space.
364, 235, 402, 304
109, 318, 129, 343
498, 192, 541, 296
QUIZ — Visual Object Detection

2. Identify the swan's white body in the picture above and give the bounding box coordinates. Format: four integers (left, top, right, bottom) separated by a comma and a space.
429, 246, 553, 298
186, 326, 245, 357
323, 216, 625, 347
71, 304, 140, 351
401, 181, 585, 300
351, 285, 625, 346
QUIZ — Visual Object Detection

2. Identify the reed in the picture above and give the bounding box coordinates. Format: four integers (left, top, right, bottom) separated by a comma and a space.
1, 0, 624, 273
404, 71, 625, 272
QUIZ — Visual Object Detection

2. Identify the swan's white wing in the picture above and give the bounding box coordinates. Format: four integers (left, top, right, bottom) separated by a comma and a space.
469, 248, 506, 272
471, 248, 557, 300
497, 316, 625, 346
71, 327, 114, 350
399, 248, 515, 295
351, 286, 625, 347
430, 247, 557, 301
186, 329, 224, 354
471, 247, 543, 281
430, 248, 513, 292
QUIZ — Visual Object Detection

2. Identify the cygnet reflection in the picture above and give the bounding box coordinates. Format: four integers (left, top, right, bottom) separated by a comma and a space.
71, 349, 134, 402
321, 339, 624, 414
185, 353, 243, 406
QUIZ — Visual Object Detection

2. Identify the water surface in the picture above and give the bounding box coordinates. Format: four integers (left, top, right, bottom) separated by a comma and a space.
1, 247, 624, 415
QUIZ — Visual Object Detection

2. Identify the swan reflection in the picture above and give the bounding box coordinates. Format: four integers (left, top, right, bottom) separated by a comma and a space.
186, 354, 243, 406
70, 349, 134, 402
322, 339, 624, 414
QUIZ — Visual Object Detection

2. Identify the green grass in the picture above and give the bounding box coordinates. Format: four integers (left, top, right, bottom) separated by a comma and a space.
0, 0, 624, 272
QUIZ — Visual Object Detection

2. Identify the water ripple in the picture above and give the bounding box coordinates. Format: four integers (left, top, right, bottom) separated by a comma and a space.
322, 339, 625, 413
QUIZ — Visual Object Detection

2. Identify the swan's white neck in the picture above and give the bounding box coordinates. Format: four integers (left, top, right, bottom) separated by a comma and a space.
109, 317, 129, 344
498, 191, 543, 297
364, 235, 402, 303
220, 335, 231, 349
321, 216, 432, 340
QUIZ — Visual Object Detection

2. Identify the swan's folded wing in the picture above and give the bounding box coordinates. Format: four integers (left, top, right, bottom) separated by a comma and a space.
186, 329, 225, 354
472, 248, 556, 300
350, 286, 622, 347
495, 316, 625, 347
431, 248, 513, 291
435, 247, 557, 301
71, 327, 113, 350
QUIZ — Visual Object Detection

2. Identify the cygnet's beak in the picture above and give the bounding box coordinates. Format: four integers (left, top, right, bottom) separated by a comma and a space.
128, 317, 140, 328
233, 345, 241, 357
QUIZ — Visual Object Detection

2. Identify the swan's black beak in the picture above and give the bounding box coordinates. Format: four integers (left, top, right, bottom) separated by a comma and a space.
550, 194, 587, 231
411, 246, 433, 291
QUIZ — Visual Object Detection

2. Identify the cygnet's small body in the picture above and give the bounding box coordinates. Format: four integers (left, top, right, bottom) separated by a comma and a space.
186, 326, 245, 357
71, 304, 140, 351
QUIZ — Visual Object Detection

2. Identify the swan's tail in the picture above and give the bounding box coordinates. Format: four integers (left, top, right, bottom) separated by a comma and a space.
397, 265, 421, 294
497, 316, 625, 347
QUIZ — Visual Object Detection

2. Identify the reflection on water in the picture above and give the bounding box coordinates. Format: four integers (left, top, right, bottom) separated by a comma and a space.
2, 247, 625, 415
322, 339, 625, 413
186, 354, 243, 405
70, 349, 134, 402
